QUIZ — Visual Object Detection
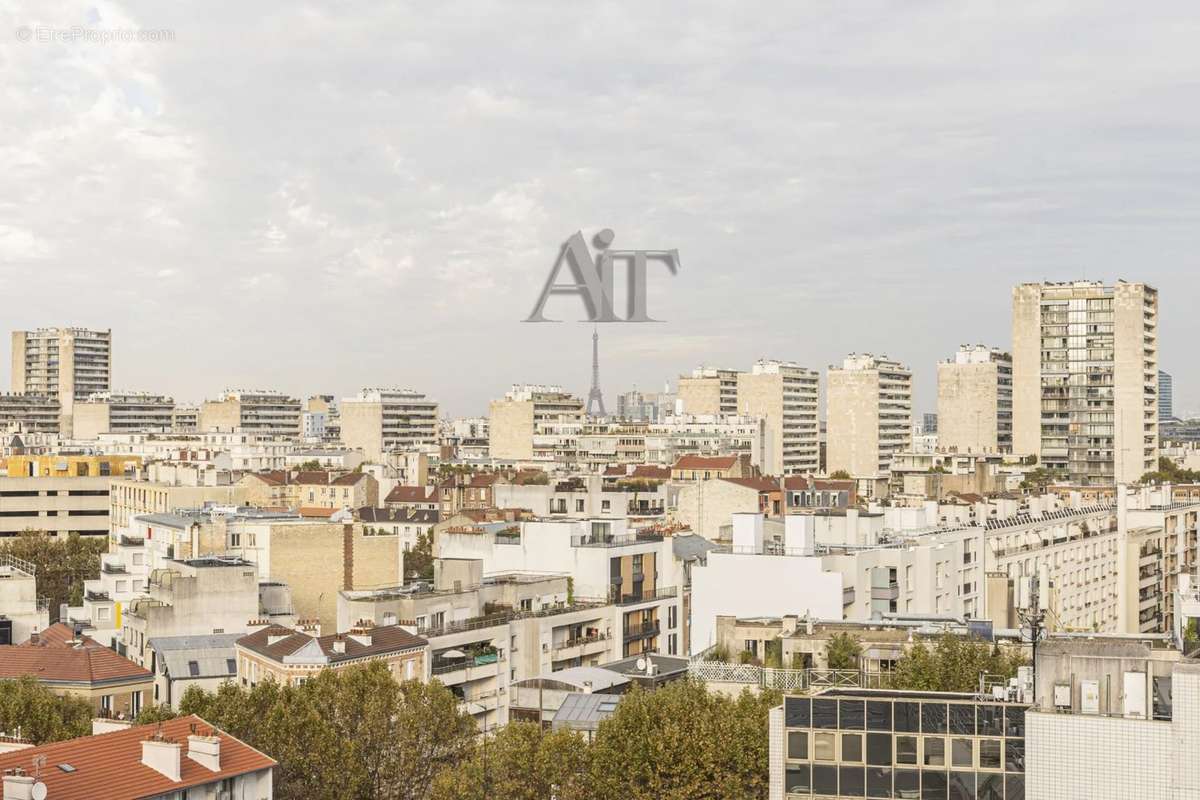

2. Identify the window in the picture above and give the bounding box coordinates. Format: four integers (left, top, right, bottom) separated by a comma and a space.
951, 738, 973, 768
601, 500, 611, 513
785, 764, 811, 795
668, 605, 677, 629
896, 735, 918, 765
813, 733, 836, 761
100, 695, 112, 712
922, 770, 947, 799
785, 697, 811, 728
977, 705, 1003, 736
668, 633, 677, 655
130, 691, 142, 716
813, 699, 838, 729
812, 765, 838, 796
979, 739, 1002, 770
948, 704, 974, 735
895, 701, 920, 732
867, 767, 892, 799
867, 700, 892, 731
866, 733, 891, 766
840, 700, 865, 730
575, 499, 585, 512
1005, 740, 1024, 773
949, 771, 975, 800
188, 660, 200, 677
922, 703, 947, 734
787, 731, 808, 760
923, 737, 945, 767
839, 766, 865, 797
841, 733, 862, 762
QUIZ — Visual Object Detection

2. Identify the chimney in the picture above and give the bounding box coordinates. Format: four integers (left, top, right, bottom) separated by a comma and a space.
142, 737, 182, 782
187, 733, 222, 772
2, 771, 35, 800
332, 637, 346, 654
27, 631, 38, 646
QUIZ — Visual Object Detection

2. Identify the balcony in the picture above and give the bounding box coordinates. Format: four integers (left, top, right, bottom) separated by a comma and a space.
571, 532, 664, 548
101, 563, 127, 575
622, 620, 660, 642
870, 583, 900, 601
552, 633, 610, 660
615, 586, 677, 606
85, 589, 110, 602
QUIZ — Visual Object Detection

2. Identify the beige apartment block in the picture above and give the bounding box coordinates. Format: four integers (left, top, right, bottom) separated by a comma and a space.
737, 359, 819, 475
1012, 281, 1158, 485
171, 404, 199, 433
11, 327, 112, 436
0, 392, 60, 434
199, 389, 301, 438
488, 384, 584, 463
339, 388, 438, 460
73, 391, 175, 439
236, 469, 379, 510
826, 354, 912, 477
677, 367, 740, 416
936, 345, 1013, 454
109, 475, 248, 531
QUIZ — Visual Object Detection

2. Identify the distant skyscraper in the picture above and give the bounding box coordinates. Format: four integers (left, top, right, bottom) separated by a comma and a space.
737, 359, 820, 475
1159, 370, 1174, 422
826, 353, 912, 477
936, 345, 1012, 454
1012, 281, 1158, 485
11, 327, 112, 436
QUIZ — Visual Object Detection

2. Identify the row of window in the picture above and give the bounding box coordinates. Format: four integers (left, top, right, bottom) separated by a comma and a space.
787, 731, 1023, 772
784, 697, 1025, 738
785, 765, 1023, 799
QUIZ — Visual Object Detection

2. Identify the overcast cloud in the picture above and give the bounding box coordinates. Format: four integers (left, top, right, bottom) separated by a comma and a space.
3, 1, 1200, 416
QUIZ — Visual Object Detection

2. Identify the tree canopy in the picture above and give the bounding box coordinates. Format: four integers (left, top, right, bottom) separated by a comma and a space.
0, 676, 93, 744
0, 531, 107, 617
889, 634, 1026, 693
1140, 456, 1200, 485
824, 632, 862, 670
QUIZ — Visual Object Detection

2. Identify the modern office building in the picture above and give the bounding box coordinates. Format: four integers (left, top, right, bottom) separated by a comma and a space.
488, 384, 585, 464
1012, 281, 1158, 485
11, 327, 112, 435
826, 354, 913, 477
72, 391, 175, 439
1159, 370, 1174, 422
937, 345, 1013, 454
677, 367, 740, 417
339, 388, 439, 460
199, 389, 302, 438
738, 359, 821, 475
769, 688, 1029, 800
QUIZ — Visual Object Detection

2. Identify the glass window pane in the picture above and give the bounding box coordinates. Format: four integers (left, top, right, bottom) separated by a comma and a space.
843, 733, 863, 763
813, 765, 838, 796
896, 735, 918, 765
785, 764, 811, 795
948, 704, 975, 735
951, 738, 973, 768
1005, 774, 1025, 800
867, 733, 892, 766
841, 766, 866, 797
976, 773, 1003, 800
1004, 707, 1025, 739
868, 700, 893, 731
948, 771, 975, 800
977, 705, 1003, 736
921, 703, 948, 734
867, 766, 893, 799
813, 699, 839, 729
895, 769, 920, 800
814, 732, 837, 761
841, 699, 866, 729
788, 731, 809, 761
895, 702, 920, 733
786, 697, 812, 728
923, 737, 945, 767
979, 739, 1002, 770
921, 770, 947, 800
1005, 740, 1024, 773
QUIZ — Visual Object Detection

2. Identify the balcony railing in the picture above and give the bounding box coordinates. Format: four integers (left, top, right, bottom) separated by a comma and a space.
571, 532, 664, 548
554, 633, 608, 652
85, 590, 110, 602
614, 586, 677, 606
101, 563, 127, 575
623, 620, 660, 641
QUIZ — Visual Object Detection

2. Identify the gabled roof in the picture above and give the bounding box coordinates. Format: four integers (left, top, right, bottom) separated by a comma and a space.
385, 485, 436, 504
2, 625, 151, 685
236, 625, 427, 665
0, 715, 276, 800
673, 455, 738, 471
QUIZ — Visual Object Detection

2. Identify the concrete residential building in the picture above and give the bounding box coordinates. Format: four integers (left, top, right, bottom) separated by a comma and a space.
72, 391, 175, 439
108, 463, 247, 532
146, 632, 242, 709
827, 354, 913, 477
171, 403, 199, 433
1159, 369, 1174, 422
339, 388, 439, 460
10, 327, 112, 435
199, 389, 302, 438
0, 393, 60, 434
1, 454, 140, 538
1012, 281, 1158, 485
488, 384, 585, 464
677, 367, 740, 416
0, 715, 277, 800
937, 345, 1013, 454
737, 359, 821, 475
0, 556, 49, 644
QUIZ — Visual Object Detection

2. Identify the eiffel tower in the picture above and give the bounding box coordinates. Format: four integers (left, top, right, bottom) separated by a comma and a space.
586, 327, 607, 417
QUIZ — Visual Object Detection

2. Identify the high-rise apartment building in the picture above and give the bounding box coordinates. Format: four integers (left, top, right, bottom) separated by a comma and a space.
199, 390, 302, 438
677, 367, 740, 416
1012, 281, 1158, 485
72, 391, 175, 439
0, 392, 60, 434
11, 327, 111, 435
936, 345, 1013, 454
1159, 370, 1174, 422
826, 354, 913, 477
339, 388, 438, 459
488, 384, 585, 463
736, 359, 820, 475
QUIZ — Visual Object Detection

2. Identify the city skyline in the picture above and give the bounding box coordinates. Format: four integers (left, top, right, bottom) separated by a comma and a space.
5, 4, 1200, 416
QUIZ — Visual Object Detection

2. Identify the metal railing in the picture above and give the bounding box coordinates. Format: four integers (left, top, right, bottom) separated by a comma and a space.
615, 586, 677, 606
687, 660, 885, 692
554, 632, 608, 651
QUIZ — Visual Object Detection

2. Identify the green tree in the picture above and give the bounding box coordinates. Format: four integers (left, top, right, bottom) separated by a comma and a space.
586, 680, 775, 800
824, 633, 862, 671
431, 722, 591, 800
890, 634, 1026, 692
828, 470, 851, 480
0, 676, 93, 744
406, 531, 435, 581
1140, 456, 1200, 485
0, 531, 107, 618
134, 703, 181, 725
297, 459, 323, 470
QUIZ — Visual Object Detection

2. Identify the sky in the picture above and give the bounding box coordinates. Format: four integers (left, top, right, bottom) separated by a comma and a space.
3, 2, 1200, 418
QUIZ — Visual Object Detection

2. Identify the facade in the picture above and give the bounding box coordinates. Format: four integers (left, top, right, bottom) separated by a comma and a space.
737, 359, 821, 475
827, 354, 913, 477
937, 345, 1013, 454
171, 403, 199, 433
10, 327, 112, 435
0, 556, 49, 644
769, 689, 1029, 800
108, 465, 247, 532
644, 414, 766, 467
0, 715, 276, 799
72, 391, 175, 439
488, 384, 585, 464
0, 393, 60, 434
199, 389, 302, 438
146, 633, 242, 708
1012, 281, 1158, 485
677, 366, 740, 416
339, 388, 439, 460
1159, 369, 1174, 422
0, 454, 139, 537
236, 469, 379, 511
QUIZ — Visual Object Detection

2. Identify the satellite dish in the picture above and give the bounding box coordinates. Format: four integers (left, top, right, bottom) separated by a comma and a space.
635, 657, 647, 671
32, 782, 48, 800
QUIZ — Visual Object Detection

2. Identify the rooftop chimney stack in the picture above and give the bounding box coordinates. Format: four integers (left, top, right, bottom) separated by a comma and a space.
2, 770, 35, 800
142, 737, 182, 782
187, 733, 222, 772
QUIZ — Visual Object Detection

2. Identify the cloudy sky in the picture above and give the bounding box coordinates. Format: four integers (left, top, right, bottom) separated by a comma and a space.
3, 2, 1200, 417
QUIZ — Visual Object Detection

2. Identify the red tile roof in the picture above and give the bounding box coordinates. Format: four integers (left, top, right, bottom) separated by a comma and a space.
297, 506, 338, 518
720, 476, 780, 493
0, 715, 276, 800
673, 455, 738, 471
385, 485, 435, 503
2, 625, 151, 686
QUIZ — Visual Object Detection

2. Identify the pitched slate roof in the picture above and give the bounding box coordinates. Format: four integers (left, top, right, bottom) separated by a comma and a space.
236, 624, 427, 665
385, 485, 436, 503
